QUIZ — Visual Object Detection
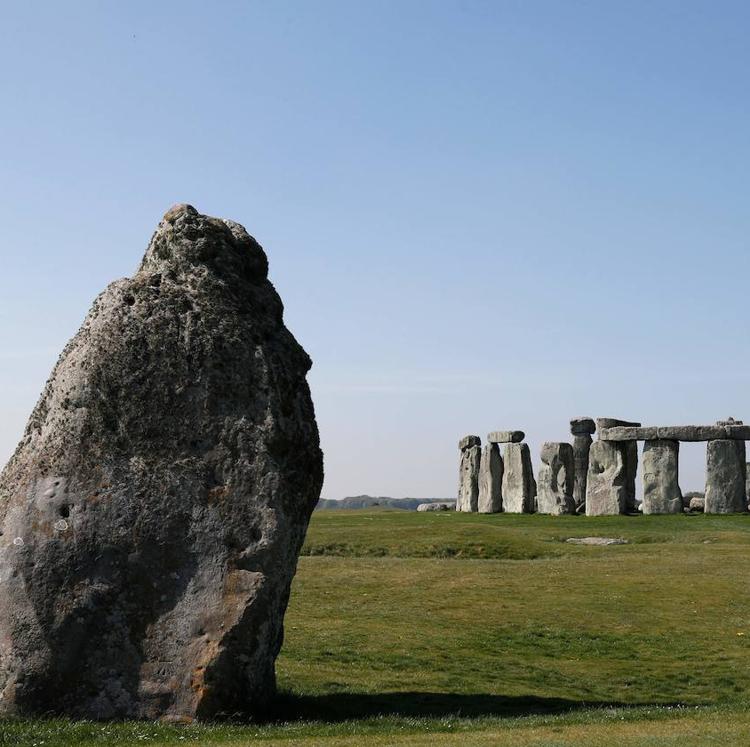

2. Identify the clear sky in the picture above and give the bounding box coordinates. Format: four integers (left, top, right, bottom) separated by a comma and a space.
1, 1, 749, 500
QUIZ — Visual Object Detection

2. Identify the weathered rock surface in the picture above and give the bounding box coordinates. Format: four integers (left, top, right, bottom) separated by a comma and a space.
458, 435, 481, 451
478, 443, 503, 513
570, 417, 596, 436
416, 502, 454, 512
487, 430, 524, 444
641, 440, 682, 514
705, 440, 747, 513
501, 443, 536, 513
457, 442, 481, 512
585, 440, 627, 516
0, 205, 324, 721
536, 442, 575, 515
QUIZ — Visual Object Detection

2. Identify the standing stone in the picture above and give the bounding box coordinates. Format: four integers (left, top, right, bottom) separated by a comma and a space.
596, 418, 639, 512
585, 440, 627, 516
705, 439, 747, 513
642, 440, 682, 514
0, 205, 324, 720
478, 443, 503, 513
457, 437, 481, 512
501, 443, 536, 513
570, 417, 595, 512
536, 442, 575, 515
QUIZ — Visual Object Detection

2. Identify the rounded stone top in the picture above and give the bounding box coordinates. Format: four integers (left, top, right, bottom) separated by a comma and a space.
570, 417, 596, 435
140, 205, 269, 285
459, 435, 481, 451
162, 203, 198, 223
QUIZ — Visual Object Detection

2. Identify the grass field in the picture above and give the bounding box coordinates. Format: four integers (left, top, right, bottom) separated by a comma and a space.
3, 510, 750, 746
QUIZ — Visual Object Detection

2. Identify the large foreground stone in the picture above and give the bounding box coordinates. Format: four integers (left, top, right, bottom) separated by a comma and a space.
478, 443, 503, 513
501, 443, 536, 513
0, 205, 324, 720
536, 442, 575, 515
585, 440, 627, 516
457, 439, 481, 512
705, 440, 747, 513
641, 440, 682, 514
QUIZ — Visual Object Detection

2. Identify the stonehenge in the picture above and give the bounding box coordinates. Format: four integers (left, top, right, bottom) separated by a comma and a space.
457, 436, 482, 512
457, 431, 536, 513
457, 417, 750, 516
641, 440, 682, 514
478, 443, 503, 513
570, 417, 595, 512
502, 443, 537, 513
585, 440, 628, 516
536, 442, 575, 515
596, 418, 639, 512
705, 439, 747, 513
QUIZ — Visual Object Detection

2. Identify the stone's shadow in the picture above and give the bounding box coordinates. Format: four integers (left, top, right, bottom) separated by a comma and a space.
269, 691, 677, 722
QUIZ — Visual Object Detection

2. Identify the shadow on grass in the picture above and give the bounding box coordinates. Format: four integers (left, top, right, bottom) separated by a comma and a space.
270, 691, 674, 722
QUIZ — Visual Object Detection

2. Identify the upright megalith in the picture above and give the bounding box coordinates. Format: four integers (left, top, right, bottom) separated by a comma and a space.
642, 440, 682, 514
596, 418, 639, 511
705, 439, 747, 513
570, 417, 595, 512
0, 205, 324, 721
478, 442, 503, 513
536, 442, 575, 515
585, 440, 627, 515
457, 436, 481, 512
501, 443, 536, 513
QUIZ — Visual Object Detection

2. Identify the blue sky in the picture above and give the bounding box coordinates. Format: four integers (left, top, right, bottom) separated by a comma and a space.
1, 1, 749, 499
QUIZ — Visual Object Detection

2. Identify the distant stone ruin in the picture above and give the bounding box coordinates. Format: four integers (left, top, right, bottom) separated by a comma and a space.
457, 417, 749, 516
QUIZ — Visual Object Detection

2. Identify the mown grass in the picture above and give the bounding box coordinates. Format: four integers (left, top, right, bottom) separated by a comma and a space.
4, 510, 750, 745
300, 509, 750, 559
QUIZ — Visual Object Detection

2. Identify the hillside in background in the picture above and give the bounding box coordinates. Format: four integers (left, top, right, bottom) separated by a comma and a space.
315, 495, 454, 511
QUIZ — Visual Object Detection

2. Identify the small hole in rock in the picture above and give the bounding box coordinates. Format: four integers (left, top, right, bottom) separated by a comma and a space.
124, 294, 136, 306
59, 505, 70, 518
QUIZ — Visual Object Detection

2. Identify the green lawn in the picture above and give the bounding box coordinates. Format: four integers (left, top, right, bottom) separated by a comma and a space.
4, 510, 750, 746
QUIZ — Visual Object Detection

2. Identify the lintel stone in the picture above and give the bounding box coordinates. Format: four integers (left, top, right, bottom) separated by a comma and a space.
488, 430, 524, 444
596, 418, 641, 431
600, 424, 750, 442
